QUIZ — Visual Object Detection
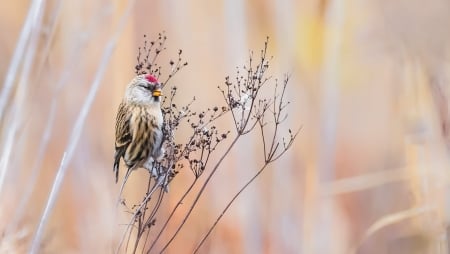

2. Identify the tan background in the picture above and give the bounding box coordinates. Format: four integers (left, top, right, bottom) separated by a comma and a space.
1, 0, 450, 253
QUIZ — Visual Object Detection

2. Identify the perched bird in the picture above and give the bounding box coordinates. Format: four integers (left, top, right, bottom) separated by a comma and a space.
114, 74, 164, 183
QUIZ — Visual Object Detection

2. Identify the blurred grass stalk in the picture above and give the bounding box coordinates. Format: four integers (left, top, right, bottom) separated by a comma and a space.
0, 0, 48, 251
303, 0, 344, 253
29, 1, 138, 252
0, 0, 137, 252
0, 0, 46, 199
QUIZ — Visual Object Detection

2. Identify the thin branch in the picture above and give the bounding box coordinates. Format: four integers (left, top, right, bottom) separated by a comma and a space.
147, 179, 198, 253
117, 175, 164, 253
192, 163, 269, 253
117, 36, 299, 254
158, 135, 241, 253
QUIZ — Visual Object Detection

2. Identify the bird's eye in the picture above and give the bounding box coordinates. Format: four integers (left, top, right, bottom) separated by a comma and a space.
138, 84, 150, 90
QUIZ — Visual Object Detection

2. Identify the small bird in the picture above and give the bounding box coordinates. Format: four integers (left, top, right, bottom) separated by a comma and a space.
114, 74, 164, 183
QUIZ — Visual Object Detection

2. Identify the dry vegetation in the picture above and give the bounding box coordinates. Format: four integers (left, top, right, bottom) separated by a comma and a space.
1, 1, 450, 254
114, 35, 297, 253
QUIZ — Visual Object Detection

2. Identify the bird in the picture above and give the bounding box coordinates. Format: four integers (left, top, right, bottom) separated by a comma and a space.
114, 74, 164, 183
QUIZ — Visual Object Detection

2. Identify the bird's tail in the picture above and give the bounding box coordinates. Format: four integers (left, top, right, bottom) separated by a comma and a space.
113, 151, 122, 183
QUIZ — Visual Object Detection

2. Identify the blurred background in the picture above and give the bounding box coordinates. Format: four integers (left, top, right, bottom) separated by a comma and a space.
1, 0, 450, 253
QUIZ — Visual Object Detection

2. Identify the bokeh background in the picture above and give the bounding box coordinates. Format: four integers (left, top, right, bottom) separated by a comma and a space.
1, 0, 450, 253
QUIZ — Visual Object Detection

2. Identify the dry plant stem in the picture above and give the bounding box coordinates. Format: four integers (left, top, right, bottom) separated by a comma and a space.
349, 206, 432, 254
0, 0, 46, 196
0, 113, 19, 198
0, 0, 46, 188
138, 177, 156, 252
126, 176, 167, 253
132, 186, 165, 254
145, 116, 227, 253
0, 0, 46, 121
13, 9, 103, 229
134, 32, 188, 83
116, 175, 164, 253
124, 106, 225, 252
30, 152, 67, 254
10, 0, 66, 229
140, 176, 155, 252
311, 1, 343, 252
141, 186, 165, 252
116, 168, 134, 207
120, 43, 192, 253
144, 92, 230, 252
8, 0, 46, 180
192, 163, 267, 253
193, 138, 299, 253
120, 83, 226, 253
8, 102, 57, 233
136, 182, 166, 251
34, 0, 63, 81
193, 76, 299, 253
121, 37, 295, 254
31, 37, 108, 250
147, 179, 198, 253
30, 0, 138, 252
159, 39, 274, 252
117, 41, 187, 250
158, 135, 241, 253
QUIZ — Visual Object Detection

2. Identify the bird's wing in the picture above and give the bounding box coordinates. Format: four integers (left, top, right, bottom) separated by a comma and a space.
126, 108, 163, 165
126, 108, 155, 165
114, 102, 132, 182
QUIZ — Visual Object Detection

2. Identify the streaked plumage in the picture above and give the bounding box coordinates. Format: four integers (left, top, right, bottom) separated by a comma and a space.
114, 74, 164, 183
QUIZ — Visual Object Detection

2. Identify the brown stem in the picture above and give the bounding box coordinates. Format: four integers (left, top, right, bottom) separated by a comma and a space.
158, 135, 241, 253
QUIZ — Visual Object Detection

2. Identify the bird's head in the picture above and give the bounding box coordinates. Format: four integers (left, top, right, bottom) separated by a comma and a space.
125, 74, 162, 105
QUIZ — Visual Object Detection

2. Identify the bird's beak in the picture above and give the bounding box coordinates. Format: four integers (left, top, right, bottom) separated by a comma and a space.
152, 89, 162, 97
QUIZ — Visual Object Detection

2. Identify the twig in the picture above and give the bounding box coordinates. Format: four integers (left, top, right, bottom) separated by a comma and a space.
118, 37, 299, 254
158, 136, 240, 253
192, 74, 299, 253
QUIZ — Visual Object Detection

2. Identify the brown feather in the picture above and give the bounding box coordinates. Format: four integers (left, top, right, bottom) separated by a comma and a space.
114, 102, 132, 182
114, 102, 163, 182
